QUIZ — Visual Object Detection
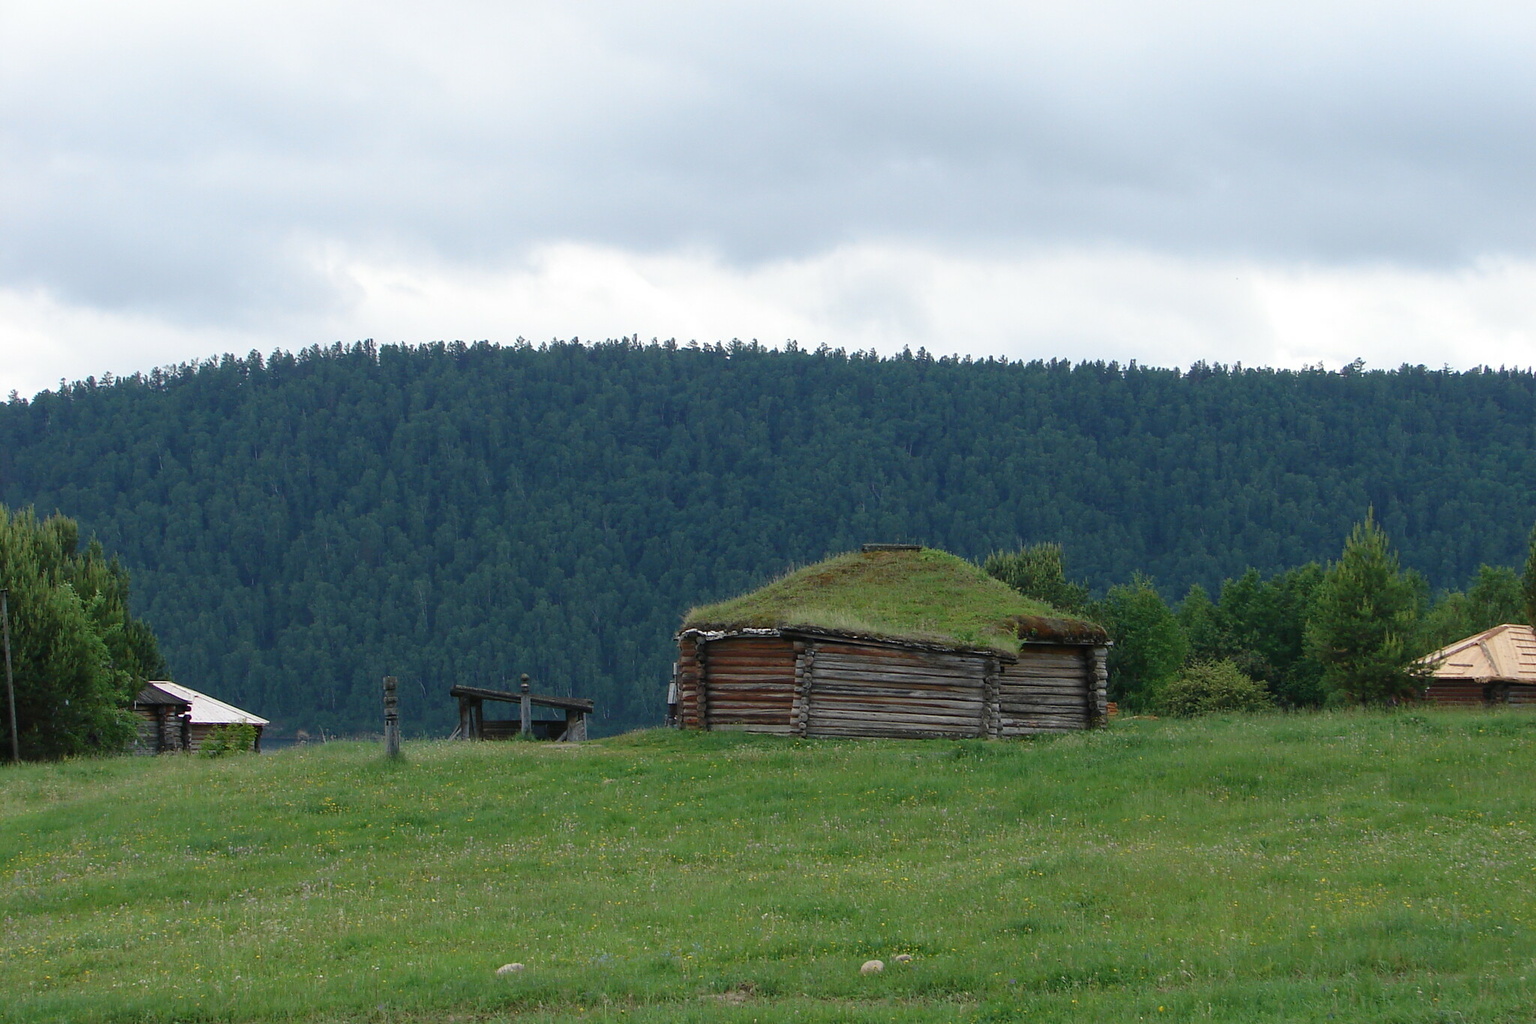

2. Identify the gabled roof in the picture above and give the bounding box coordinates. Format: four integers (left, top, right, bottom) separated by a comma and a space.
144, 680, 269, 726
681, 546, 1106, 656
1417, 624, 1536, 684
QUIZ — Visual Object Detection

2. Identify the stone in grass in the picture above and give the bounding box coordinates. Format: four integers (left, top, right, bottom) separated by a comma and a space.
496, 963, 526, 976
893, 954, 913, 964
860, 959, 884, 975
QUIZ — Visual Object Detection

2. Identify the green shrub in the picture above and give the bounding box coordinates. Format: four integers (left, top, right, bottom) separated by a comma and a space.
1159, 660, 1274, 717
199, 722, 257, 757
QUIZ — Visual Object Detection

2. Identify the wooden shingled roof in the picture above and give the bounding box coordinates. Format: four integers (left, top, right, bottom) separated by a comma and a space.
1417, 624, 1536, 684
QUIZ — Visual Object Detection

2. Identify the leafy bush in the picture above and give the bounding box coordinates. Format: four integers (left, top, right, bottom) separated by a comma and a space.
1096, 573, 1188, 710
200, 722, 257, 757
1159, 660, 1275, 717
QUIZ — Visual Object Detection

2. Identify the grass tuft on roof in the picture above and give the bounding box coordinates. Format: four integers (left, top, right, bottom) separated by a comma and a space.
682, 547, 1102, 655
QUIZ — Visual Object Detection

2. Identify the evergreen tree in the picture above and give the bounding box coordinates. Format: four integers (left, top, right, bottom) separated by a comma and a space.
4, 342, 1536, 736
983, 542, 1090, 613
1304, 511, 1425, 704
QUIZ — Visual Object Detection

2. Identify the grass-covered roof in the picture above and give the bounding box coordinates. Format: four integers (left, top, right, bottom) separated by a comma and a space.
682, 547, 1105, 655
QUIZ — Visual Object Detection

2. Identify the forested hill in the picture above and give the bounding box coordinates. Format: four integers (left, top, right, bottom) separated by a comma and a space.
2, 340, 1534, 737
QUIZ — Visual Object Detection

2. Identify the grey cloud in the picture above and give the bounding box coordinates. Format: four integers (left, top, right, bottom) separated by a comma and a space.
2, 0, 1533, 323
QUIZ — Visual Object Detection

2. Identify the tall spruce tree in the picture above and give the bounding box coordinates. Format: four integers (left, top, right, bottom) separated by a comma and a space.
1304, 510, 1425, 704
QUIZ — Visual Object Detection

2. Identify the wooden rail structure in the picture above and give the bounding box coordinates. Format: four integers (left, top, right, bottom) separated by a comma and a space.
449, 679, 593, 742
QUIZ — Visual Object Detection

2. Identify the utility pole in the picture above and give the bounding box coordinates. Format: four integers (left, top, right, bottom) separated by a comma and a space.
2, 590, 17, 764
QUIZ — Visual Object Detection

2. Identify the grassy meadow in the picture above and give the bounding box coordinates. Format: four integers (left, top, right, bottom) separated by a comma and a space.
4, 711, 1536, 1022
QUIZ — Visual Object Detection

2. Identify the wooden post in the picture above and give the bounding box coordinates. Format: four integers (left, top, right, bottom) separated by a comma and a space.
383, 676, 401, 758
519, 673, 531, 738
1, 590, 16, 764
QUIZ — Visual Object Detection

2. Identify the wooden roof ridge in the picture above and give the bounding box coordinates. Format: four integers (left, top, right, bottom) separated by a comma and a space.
447, 684, 595, 713
1417, 623, 1536, 683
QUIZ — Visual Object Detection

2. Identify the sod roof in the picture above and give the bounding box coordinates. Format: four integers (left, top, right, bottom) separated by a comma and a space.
681, 547, 1106, 656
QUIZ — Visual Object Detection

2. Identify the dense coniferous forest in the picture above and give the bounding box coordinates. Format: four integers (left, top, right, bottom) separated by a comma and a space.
1, 339, 1533, 736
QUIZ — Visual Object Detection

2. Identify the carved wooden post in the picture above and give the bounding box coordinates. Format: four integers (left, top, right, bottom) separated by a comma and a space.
383, 676, 401, 758
519, 673, 532, 738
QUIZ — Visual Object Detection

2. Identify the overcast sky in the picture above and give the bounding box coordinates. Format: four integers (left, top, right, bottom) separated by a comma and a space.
2, 0, 1533, 398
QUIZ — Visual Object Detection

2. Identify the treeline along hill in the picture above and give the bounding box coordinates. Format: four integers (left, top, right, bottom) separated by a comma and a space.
1, 339, 1533, 736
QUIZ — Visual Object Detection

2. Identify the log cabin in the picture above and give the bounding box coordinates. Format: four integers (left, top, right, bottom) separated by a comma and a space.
1417, 623, 1536, 707
132, 680, 269, 752
673, 545, 1110, 739
131, 682, 192, 754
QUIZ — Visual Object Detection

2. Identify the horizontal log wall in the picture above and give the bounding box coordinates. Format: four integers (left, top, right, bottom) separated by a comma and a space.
1424, 682, 1487, 706
995, 644, 1095, 737
678, 632, 1101, 738
699, 636, 797, 733
806, 641, 987, 739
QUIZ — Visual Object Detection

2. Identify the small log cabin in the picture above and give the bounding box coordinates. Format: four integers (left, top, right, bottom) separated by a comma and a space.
132, 683, 192, 754
1418, 623, 1536, 707
131, 680, 269, 753
674, 545, 1110, 739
